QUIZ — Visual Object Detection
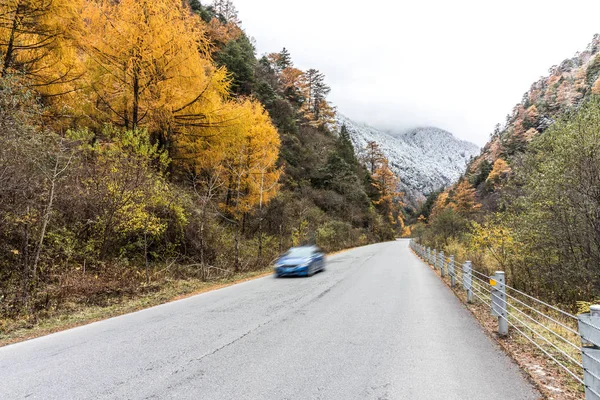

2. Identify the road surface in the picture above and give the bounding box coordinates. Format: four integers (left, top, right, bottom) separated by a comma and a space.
0, 240, 540, 399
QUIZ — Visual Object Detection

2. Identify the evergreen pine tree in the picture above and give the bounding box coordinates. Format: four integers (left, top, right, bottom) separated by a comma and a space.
337, 124, 356, 165
278, 47, 293, 70
304, 69, 331, 121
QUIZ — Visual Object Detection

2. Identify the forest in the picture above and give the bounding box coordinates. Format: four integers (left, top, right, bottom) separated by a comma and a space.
413, 36, 600, 310
0, 0, 407, 332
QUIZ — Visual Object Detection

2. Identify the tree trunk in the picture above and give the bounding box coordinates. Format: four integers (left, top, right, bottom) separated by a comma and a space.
234, 226, 240, 272
2, 2, 21, 77
21, 206, 30, 305
258, 224, 263, 261
132, 67, 140, 128
144, 229, 149, 284
32, 159, 59, 281
279, 224, 284, 253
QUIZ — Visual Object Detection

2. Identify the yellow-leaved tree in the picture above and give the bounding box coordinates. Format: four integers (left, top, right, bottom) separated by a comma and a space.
470, 219, 516, 277
372, 157, 403, 225
451, 180, 481, 216
220, 100, 282, 270
486, 158, 511, 189
78, 0, 231, 153
0, 0, 84, 100
78, 0, 283, 270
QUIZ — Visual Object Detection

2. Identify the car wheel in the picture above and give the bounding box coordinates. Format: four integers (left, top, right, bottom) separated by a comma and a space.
307, 264, 314, 277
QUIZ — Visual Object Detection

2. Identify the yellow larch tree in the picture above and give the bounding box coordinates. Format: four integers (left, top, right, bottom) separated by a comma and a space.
429, 192, 450, 220
362, 141, 386, 175
204, 17, 242, 49
372, 157, 403, 226
451, 180, 481, 216
78, 0, 231, 153
486, 158, 511, 188
219, 99, 282, 270
0, 0, 84, 100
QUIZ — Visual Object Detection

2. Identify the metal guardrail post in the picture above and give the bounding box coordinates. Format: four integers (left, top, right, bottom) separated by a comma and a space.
427, 247, 430, 264
433, 249, 437, 269
440, 251, 445, 277
463, 261, 472, 303
449, 256, 455, 287
490, 271, 508, 336
579, 305, 600, 400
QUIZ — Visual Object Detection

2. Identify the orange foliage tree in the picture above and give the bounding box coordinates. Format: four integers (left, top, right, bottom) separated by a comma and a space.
451, 180, 481, 216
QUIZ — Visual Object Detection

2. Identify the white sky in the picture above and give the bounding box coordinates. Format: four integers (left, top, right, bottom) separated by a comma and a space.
233, 0, 600, 146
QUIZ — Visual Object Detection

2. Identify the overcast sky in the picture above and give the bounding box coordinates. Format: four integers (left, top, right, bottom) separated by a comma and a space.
233, 0, 600, 146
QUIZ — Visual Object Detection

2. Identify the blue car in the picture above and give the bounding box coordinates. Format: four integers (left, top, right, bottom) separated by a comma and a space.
274, 246, 326, 277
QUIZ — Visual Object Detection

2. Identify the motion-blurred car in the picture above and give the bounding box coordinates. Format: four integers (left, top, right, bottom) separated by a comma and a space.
274, 245, 325, 277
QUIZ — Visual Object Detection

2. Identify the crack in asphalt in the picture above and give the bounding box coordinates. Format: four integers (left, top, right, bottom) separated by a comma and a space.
188, 318, 275, 365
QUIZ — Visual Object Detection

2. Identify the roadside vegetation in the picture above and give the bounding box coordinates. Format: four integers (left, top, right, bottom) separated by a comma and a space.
414, 95, 600, 311
412, 35, 600, 310
0, 0, 407, 338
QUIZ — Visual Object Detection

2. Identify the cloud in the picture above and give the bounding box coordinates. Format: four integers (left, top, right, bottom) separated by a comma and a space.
234, 0, 600, 146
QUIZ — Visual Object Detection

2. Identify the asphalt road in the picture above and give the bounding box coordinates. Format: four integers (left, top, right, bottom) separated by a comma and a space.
0, 240, 541, 399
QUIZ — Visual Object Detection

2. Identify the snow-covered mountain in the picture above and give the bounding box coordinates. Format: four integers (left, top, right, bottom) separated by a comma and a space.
336, 115, 480, 204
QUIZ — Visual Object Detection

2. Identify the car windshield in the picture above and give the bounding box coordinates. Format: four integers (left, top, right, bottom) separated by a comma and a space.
284, 247, 314, 258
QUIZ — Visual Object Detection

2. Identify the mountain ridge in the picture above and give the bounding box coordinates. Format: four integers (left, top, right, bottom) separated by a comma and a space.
335, 115, 480, 204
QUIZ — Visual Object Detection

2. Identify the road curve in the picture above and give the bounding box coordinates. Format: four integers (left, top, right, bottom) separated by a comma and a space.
0, 240, 540, 399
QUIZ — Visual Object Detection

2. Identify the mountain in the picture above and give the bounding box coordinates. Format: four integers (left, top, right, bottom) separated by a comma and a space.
336, 115, 480, 204
468, 34, 600, 183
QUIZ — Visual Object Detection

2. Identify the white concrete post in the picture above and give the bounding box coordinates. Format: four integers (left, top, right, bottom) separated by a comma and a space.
449, 256, 455, 287
440, 251, 445, 277
491, 271, 508, 336
579, 305, 600, 400
463, 261, 472, 303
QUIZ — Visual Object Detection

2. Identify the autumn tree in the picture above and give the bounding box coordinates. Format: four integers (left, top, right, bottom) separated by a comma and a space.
362, 141, 386, 174
486, 158, 510, 189
0, 0, 83, 98
450, 180, 481, 216
220, 100, 282, 270
79, 0, 231, 153
372, 157, 403, 225
279, 66, 306, 106
267, 48, 293, 73
429, 191, 449, 220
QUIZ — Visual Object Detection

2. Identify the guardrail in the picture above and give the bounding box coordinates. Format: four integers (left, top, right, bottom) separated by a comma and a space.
410, 239, 600, 399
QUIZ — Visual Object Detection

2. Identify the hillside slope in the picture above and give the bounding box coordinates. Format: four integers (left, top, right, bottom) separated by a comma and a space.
469, 34, 600, 182
416, 33, 600, 306
336, 115, 479, 203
